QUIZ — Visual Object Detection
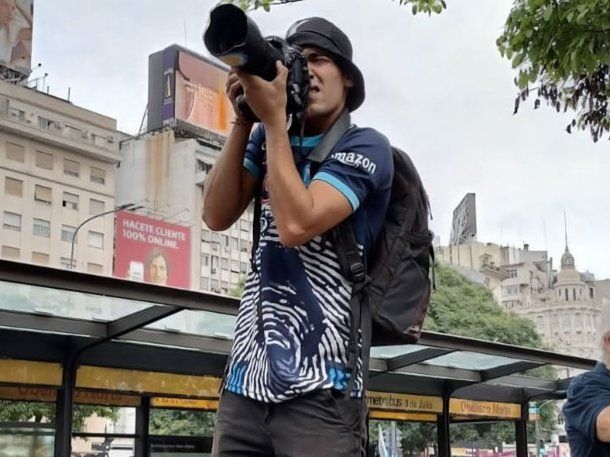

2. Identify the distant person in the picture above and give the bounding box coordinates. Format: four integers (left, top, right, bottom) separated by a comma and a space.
145, 249, 169, 286
563, 305, 610, 456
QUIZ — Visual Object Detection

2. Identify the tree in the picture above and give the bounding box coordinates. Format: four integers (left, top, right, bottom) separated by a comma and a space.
0, 401, 118, 432
229, 276, 246, 298
224, 0, 609, 141
149, 409, 215, 436
497, 0, 610, 142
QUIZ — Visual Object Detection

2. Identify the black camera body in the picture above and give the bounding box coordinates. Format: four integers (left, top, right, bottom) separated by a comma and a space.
203, 4, 309, 122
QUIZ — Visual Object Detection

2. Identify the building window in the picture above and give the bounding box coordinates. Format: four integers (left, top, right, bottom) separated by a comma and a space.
9, 107, 25, 121
35, 150, 53, 169
590, 288, 594, 299
231, 236, 238, 250
34, 184, 52, 204
2, 211, 21, 231
507, 269, 517, 278
201, 230, 211, 242
240, 262, 248, 274
573, 288, 576, 301
33, 218, 51, 237
90, 167, 106, 184
239, 239, 249, 252
1, 246, 19, 259
63, 159, 80, 177
4, 177, 23, 196
6, 142, 25, 162
200, 277, 209, 290
88, 231, 104, 249
62, 192, 79, 210
61, 225, 77, 243
221, 258, 229, 270
60, 257, 75, 269
38, 116, 53, 130
231, 260, 239, 272
32, 252, 49, 265
240, 219, 249, 232
502, 285, 519, 295
201, 254, 209, 267
222, 235, 229, 250
87, 263, 103, 274
211, 279, 219, 292
564, 289, 568, 301
89, 198, 105, 215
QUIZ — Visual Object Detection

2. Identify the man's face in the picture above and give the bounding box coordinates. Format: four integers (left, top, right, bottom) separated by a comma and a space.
148, 255, 168, 285
302, 47, 352, 121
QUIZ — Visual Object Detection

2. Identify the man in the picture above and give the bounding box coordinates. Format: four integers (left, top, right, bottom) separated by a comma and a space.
203, 16, 393, 457
563, 305, 610, 456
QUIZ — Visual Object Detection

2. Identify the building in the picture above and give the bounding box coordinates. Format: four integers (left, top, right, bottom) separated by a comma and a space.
117, 129, 253, 296
0, 79, 122, 274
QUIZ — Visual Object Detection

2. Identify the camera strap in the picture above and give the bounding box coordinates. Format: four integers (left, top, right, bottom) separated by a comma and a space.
307, 108, 351, 165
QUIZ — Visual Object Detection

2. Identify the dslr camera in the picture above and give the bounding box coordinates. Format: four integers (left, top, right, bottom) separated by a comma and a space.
203, 3, 310, 122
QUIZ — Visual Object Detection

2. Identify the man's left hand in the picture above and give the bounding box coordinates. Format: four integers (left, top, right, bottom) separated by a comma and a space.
235, 61, 288, 126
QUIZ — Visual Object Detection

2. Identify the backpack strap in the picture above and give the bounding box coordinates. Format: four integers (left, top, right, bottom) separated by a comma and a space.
250, 179, 263, 274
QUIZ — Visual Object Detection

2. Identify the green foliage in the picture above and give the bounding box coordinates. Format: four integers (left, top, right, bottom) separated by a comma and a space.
425, 265, 543, 347
149, 409, 215, 436
0, 401, 119, 433
497, 0, 610, 142
226, 0, 446, 15
229, 276, 246, 298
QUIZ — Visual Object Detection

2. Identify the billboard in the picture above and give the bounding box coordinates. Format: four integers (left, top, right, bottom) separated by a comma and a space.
148, 44, 233, 141
114, 211, 191, 289
450, 193, 477, 245
0, 0, 33, 76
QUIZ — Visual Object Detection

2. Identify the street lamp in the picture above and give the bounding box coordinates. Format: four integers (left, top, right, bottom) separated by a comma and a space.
69, 203, 141, 270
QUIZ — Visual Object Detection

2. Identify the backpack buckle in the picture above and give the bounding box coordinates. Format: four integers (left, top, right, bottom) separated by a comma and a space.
350, 262, 366, 283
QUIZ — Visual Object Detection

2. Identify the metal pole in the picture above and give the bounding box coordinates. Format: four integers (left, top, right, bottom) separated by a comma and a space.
437, 392, 452, 457
54, 350, 78, 457
135, 396, 151, 457
515, 400, 529, 457
69, 204, 136, 270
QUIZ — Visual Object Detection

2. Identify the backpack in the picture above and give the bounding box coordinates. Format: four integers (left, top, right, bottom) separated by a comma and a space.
305, 110, 435, 348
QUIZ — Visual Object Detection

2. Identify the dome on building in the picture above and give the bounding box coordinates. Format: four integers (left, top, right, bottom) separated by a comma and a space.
561, 246, 575, 269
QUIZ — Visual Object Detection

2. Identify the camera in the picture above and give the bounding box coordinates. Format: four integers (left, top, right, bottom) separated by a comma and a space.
203, 3, 310, 122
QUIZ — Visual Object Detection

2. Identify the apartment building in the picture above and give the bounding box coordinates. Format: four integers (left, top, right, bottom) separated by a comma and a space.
0, 79, 121, 274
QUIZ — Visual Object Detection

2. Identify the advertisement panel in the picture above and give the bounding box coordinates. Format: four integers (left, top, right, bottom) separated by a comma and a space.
114, 211, 191, 289
148, 45, 233, 140
0, 0, 33, 76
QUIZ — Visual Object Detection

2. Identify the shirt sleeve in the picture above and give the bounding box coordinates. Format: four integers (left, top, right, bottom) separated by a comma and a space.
312, 128, 393, 212
563, 373, 610, 442
243, 124, 265, 181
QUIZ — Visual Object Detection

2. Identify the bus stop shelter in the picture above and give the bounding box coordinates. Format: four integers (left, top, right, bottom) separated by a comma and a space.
0, 259, 596, 457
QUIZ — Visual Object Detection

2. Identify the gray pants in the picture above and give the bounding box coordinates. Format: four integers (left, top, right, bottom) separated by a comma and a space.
211, 390, 364, 457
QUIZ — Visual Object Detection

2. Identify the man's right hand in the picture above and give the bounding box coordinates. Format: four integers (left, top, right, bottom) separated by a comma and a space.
226, 70, 252, 126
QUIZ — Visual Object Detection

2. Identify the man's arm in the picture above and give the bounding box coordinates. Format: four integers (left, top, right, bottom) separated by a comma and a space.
597, 405, 610, 442
202, 71, 258, 231
202, 123, 258, 231
264, 121, 352, 246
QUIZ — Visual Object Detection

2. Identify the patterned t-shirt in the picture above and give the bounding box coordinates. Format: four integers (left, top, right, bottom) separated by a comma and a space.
224, 124, 393, 403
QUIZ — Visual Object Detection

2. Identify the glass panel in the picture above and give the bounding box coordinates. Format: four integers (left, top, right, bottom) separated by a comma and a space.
6, 142, 25, 162
0, 426, 55, 457
146, 310, 235, 339
370, 345, 429, 359
150, 409, 215, 437
34, 185, 52, 204
0, 280, 153, 321
5, 177, 23, 197
73, 405, 134, 434
423, 351, 518, 370
36, 150, 53, 169
72, 437, 134, 457
63, 159, 80, 177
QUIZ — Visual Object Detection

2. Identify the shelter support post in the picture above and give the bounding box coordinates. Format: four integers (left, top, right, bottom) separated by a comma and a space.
437, 391, 452, 457
515, 400, 529, 457
135, 396, 151, 457
54, 352, 78, 457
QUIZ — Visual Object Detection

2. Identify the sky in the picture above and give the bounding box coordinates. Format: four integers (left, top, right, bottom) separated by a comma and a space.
31, 0, 609, 278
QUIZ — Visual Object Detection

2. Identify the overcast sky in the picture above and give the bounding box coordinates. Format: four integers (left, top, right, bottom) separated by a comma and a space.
32, 0, 609, 278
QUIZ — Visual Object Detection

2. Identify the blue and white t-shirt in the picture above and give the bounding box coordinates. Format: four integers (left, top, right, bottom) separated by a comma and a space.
224, 124, 393, 403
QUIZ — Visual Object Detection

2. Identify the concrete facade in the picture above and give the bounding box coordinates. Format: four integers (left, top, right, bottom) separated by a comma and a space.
117, 130, 253, 295
0, 80, 121, 274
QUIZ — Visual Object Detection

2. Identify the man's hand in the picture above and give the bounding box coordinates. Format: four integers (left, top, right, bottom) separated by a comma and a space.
226, 70, 253, 126
235, 61, 288, 126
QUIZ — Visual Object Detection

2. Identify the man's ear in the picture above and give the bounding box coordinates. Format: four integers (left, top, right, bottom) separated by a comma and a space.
343, 74, 354, 89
